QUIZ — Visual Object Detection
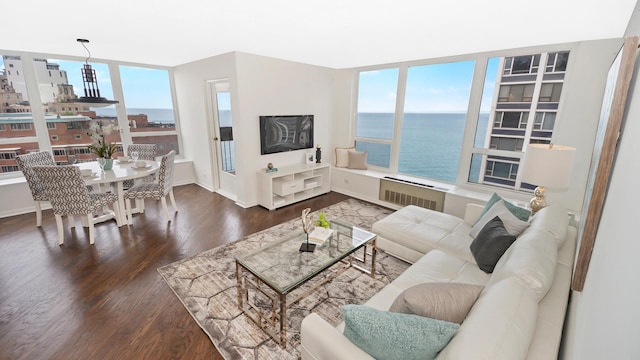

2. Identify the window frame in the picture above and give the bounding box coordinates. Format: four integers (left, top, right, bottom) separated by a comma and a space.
0, 51, 182, 180
352, 45, 573, 196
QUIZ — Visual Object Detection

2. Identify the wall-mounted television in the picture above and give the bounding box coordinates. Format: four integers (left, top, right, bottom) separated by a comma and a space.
260, 115, 314, 155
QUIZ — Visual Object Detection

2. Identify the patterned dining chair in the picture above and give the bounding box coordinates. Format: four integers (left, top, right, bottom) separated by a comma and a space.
33, 165, 120, 245
16, 151, 56, 227
124, 150, 177, 224
120, 144, 157, 190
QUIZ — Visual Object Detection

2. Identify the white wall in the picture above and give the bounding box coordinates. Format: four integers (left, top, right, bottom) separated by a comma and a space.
173, 52, 238, 192
561, 4, 640, 358
231, 52, 335, 207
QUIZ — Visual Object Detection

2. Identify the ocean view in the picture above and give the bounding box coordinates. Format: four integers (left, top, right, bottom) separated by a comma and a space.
357, 112, 489, 183
95, 108, 175, 123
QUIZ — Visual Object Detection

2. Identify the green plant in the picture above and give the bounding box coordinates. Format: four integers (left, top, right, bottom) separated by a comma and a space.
314, 212, 329, 228
87, 120, 119, 158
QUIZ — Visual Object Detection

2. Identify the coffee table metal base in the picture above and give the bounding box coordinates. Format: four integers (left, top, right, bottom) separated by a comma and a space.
236, 243, 376, 348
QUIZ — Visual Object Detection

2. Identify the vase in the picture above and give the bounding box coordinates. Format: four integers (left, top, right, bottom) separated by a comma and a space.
98, 157, 114, 170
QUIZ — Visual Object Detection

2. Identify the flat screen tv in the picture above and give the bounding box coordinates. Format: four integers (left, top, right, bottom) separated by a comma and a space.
260, 115, 314, 155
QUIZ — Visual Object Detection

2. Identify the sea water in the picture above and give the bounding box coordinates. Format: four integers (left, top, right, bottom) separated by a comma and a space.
357, 113, 489, 183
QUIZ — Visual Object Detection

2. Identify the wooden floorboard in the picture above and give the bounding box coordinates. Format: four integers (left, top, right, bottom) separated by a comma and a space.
0, 185, 350, 359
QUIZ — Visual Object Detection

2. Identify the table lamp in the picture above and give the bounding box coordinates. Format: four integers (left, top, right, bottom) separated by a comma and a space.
520, 143, 576, 215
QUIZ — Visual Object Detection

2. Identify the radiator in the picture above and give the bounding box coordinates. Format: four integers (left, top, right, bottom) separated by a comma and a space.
379, 177, 445, 211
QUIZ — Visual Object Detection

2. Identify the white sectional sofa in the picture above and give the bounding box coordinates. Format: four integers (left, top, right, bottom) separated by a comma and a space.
301, 202, 576, 360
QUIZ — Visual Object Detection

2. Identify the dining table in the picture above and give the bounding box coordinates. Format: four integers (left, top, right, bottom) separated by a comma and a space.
77, 159, 160, 227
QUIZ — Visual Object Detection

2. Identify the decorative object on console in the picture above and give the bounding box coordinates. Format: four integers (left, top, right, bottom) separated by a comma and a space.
265, 162, 278, 173
315, 144, 322, 163
69, 39, 118, 107
306, 151, 315, 164
520, 143, 576, 215
299, 208, 315, 252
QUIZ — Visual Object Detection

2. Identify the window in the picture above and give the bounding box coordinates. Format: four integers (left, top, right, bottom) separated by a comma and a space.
469, 51, 569, 191
52, 148, 67, 156
398, 61, 474, 182
0, 54, 181, 179
355, 68, 398, 168
1, 165, 19, 172
354, 50, 570, 193
119, 66, 179, 156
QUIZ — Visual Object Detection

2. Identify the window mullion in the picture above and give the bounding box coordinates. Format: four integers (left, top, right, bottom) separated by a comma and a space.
389, 66, 408, 173
20, 53, 51, 152
109, 63, 130, 148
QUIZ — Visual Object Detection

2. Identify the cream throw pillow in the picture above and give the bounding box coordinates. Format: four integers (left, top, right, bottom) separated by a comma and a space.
470, 200, 530, 238
335, 147, 355, 167
389, 282, 484, 324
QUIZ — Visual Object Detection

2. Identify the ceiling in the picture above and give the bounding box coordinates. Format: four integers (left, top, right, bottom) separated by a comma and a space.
2, 0, 637, 69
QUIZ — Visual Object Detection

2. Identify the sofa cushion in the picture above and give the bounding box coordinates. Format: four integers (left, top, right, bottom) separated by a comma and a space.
477, 192, 531, 223
486, 228, 558, 301
526, 204, 569, 248
372, 205, 476, 263
343, 305, 459, 360
470, 216, 517, 273
436, 277, 538, 360
470, 200, 530, 238
389, 282, 484, 324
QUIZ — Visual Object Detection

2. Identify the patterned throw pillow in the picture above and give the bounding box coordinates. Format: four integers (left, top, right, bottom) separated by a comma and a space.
476, 192, 531, 223
343, 305, 459, 360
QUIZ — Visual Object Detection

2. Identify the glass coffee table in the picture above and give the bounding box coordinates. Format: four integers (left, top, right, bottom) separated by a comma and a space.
235, 219, 377, 348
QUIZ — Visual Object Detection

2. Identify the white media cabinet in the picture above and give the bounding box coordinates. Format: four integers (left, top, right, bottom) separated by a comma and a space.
257, 163, 331, 210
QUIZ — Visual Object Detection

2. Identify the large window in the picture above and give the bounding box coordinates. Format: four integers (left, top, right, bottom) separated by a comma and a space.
120, 66, 178, 156
355, 50, 570, 192
0, 53, 180, 178
399, 61, 474, 182
469, 51, 570, 190
355, 68, 398, 168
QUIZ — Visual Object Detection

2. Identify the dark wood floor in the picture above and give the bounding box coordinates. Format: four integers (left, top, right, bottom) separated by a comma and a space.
0, 185, 350, 360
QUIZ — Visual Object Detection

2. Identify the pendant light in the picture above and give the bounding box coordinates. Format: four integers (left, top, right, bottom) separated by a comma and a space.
69, 38, 118, 107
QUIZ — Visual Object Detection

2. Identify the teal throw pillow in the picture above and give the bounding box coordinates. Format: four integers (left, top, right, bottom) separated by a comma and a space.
477, 193, 531, 223
343, 304, 459, 360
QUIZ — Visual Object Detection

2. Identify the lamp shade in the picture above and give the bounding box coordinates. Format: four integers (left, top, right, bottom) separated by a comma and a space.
520, 144, 576, 188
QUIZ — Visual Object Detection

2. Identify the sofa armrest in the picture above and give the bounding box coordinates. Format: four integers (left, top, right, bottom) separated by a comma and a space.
301, 313, 374, 360
463, 203, 484, 226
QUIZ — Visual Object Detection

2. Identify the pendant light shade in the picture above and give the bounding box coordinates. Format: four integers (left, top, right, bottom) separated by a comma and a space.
69, 39, 118, 107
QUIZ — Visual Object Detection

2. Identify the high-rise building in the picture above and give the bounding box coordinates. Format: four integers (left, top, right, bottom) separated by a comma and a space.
478, 51, 570, 190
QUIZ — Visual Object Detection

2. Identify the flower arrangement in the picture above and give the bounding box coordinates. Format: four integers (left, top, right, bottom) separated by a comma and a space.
87, 120, 119, 158
315, 212, 330, 228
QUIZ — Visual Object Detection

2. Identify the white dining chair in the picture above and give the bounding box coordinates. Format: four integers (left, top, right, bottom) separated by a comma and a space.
124, 150, 177, 224
33, 165, 120, 245
16, 151, 56, 227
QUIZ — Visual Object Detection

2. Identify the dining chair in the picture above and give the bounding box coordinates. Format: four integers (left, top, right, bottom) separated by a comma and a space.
33, 165, 120, 245
124, 150, 177, 224
121, 144, 157, 190
16, 151, 56, 227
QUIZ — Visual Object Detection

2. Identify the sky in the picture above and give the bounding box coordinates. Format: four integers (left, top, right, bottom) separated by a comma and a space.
357, 58, 500, 113
0, 57, 173, 109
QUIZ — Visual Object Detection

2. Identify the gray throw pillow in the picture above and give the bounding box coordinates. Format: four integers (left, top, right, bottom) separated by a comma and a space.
389, 282, 484, 324
470, 216, 517, 273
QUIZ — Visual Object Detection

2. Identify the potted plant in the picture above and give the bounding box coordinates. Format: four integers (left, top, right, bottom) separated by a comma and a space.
87, 120, 119, 170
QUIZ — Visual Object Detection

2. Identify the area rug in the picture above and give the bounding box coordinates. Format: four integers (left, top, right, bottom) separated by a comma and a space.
158, 198, 410, 359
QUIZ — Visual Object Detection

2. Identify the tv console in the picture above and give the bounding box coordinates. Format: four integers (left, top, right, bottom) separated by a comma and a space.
257, 163, 330, 210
